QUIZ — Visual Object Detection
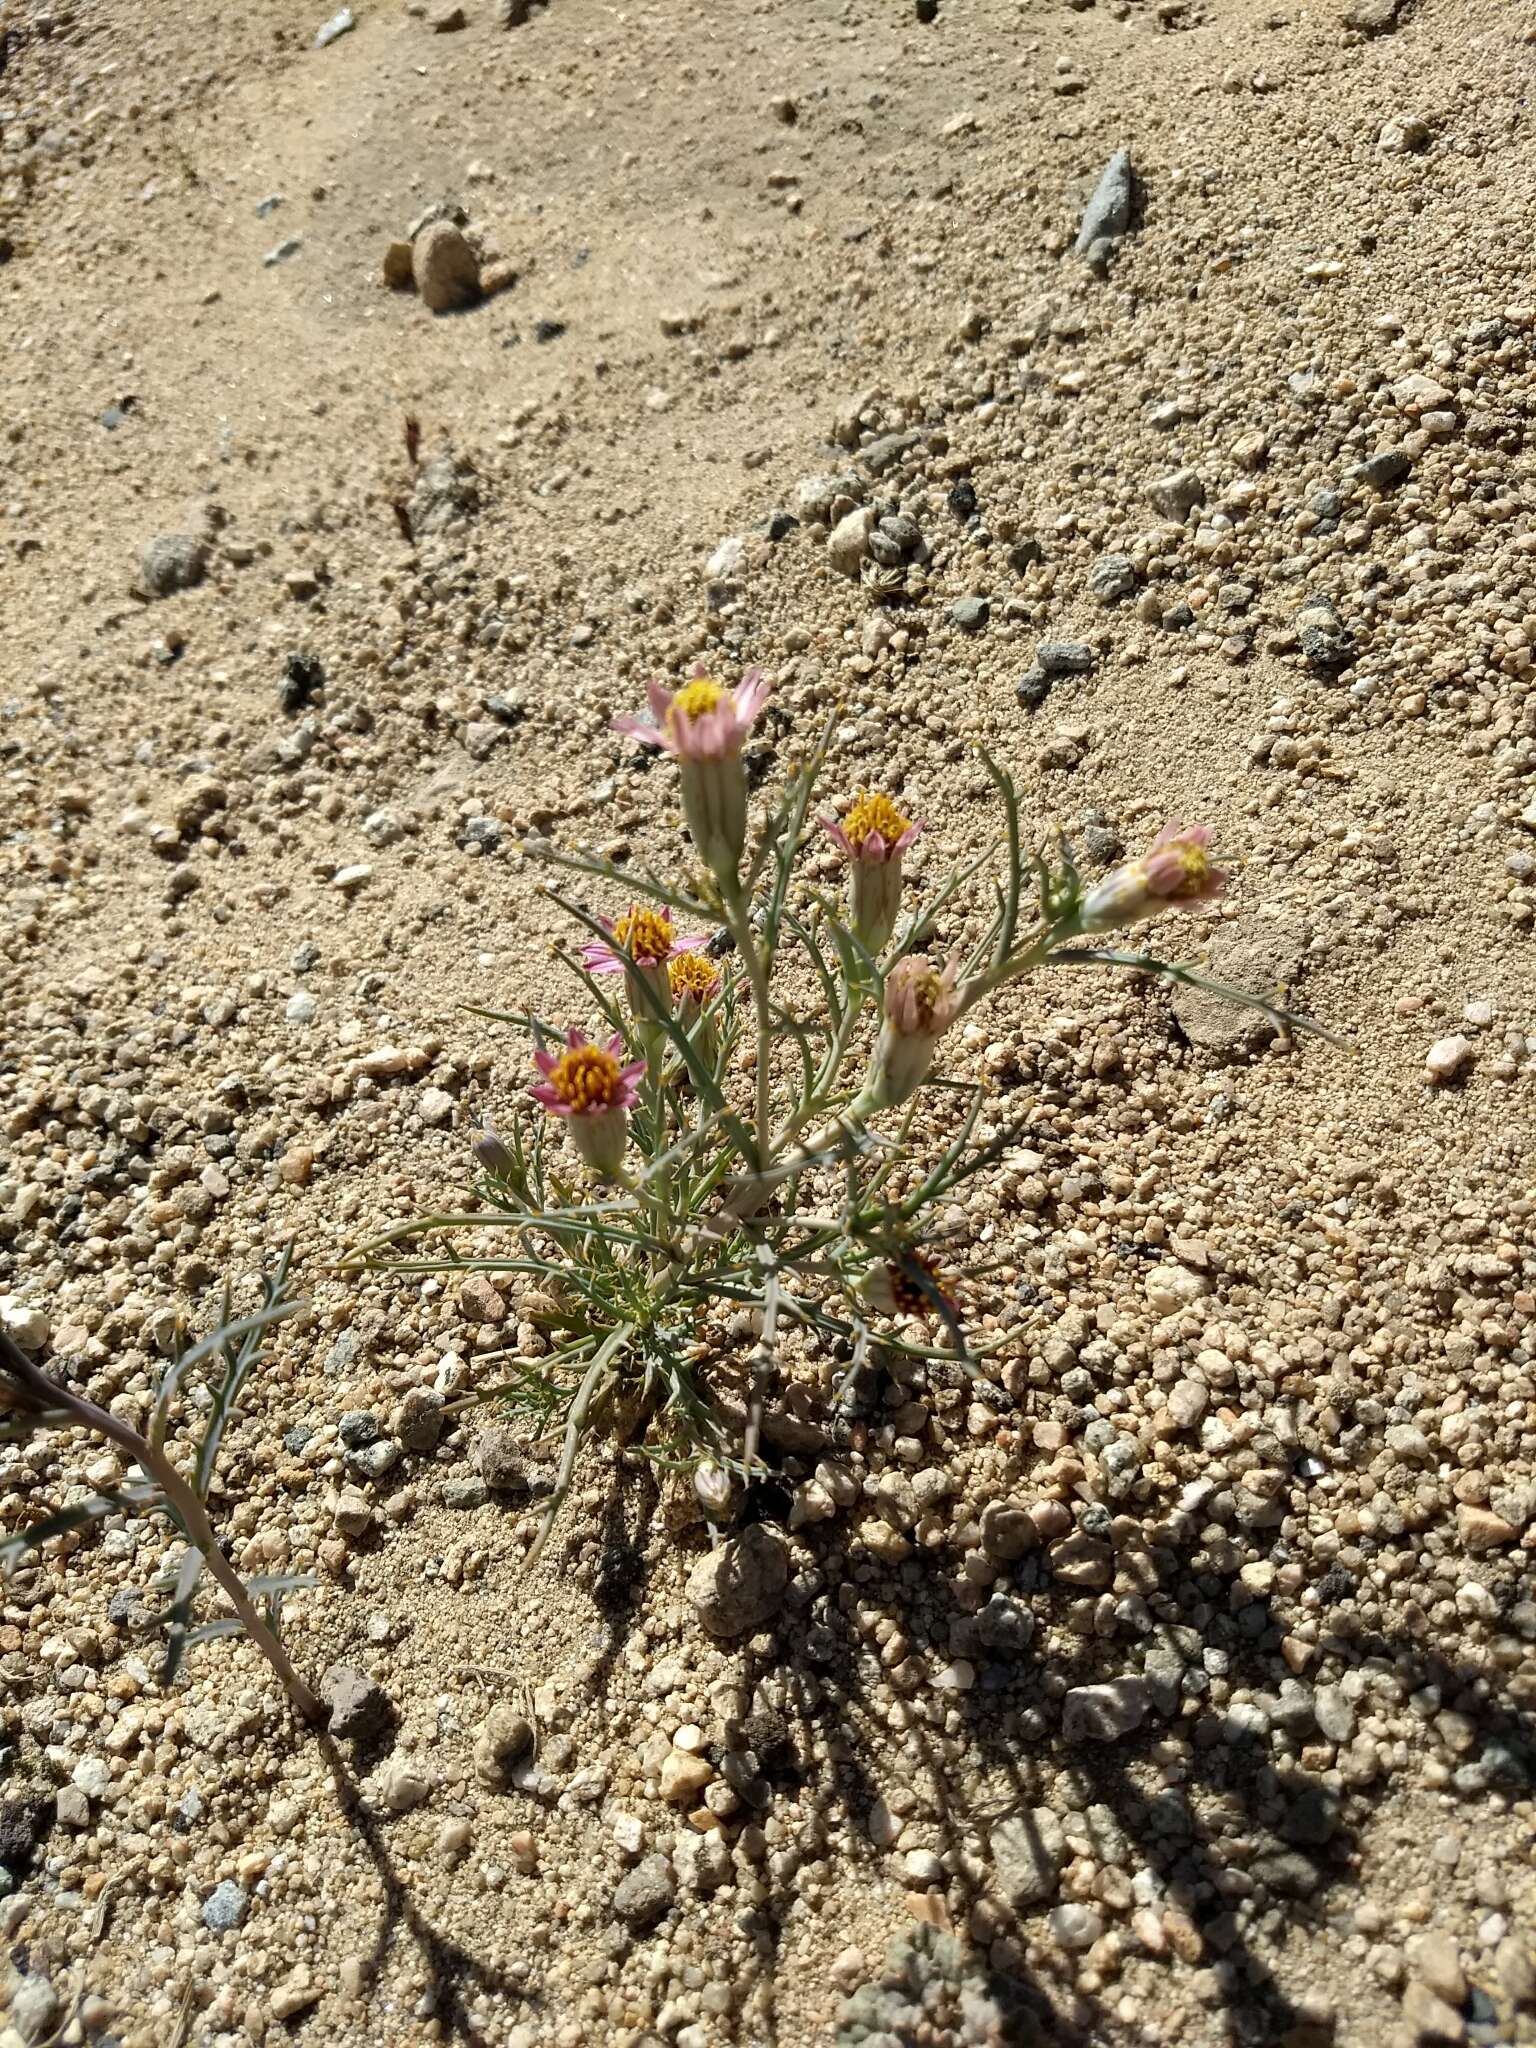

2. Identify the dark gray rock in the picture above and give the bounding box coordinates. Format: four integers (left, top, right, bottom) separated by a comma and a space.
338, 1410, 379, 1450
612, 1853, 676, 1932
949, 596, 990, 633
470, 1426, 531, 1492
1036, 639, 1095, 677
1350, 448, 1412, 491
1073, 149, 1134, 257
858, 431, 921, 476
1250, 1849, 1321, 1897
0, 1795, 53, 1875
1295, 592, 1354, 669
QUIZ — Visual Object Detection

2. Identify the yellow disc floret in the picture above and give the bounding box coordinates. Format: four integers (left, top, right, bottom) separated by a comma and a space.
842, 790, 912, 851
547, 1043, 627, 1114
669, 951, 719, 1002
612, 906, 676, 966
670, 676, 725, 723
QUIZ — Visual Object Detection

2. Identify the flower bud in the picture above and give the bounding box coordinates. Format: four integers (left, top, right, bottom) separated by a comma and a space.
693, 1461, 735, 1520
472, 1120, 516, 1180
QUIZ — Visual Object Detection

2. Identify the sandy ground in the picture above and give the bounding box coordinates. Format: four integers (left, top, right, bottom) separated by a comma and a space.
2, 0, 1535, 2043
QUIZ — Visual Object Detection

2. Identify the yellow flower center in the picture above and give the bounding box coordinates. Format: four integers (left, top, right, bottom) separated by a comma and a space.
1170, 844, 1212, 895
890, 1253, 956, 1318
842, 790, 912, 850
613, 906, 675, 965
910, 968, 946, 1027
546, 1043, 626, 1114
669, 951, 718, 1002
670, 677, 725, 723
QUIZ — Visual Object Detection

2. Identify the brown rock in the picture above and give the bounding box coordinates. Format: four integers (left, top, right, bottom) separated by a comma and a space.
1458, 1504, 1517, 1552
383, 240, 414, 290
479, 258, 518, 297
413, 222, 481, 313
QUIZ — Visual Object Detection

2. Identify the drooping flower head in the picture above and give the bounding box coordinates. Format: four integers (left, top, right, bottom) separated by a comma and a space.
883, 953, 963, 1040
821, 791, 926, 957
821, 791, 925, 866
859, 1250, 960, 1322
1079, 823, 1227, 935
529, 1029, 645, 1179
613, 666, 771, 890
854, 954, 965, 1114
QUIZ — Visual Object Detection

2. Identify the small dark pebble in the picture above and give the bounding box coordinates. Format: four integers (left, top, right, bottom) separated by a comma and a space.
1350, 448, 1412, 491
338, 1410, 379, 1450
533, 318, 566, 344
1162, 602, 1197, 631
1036, 639, 1095, 676
1007, 536, 1043, 573
281, 652, 325, 712
1016, 667, 1051, 710
949, 596, 990, 632
762, 509, 799, 542
283, 1423, 316, 1454
947, 480, 978, 521
482, 692, 527, 726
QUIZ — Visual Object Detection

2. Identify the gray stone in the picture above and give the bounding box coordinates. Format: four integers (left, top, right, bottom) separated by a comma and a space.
1036, 639, 1095, 676
392, 1387, 444, 1453
321, 1663, 395, 1742
612, 1853, 676, 1932
1378, 115, 1430, 154
1168, 926, 1304, 1061
1146, 467, 1205, 521
949, 596, 990, 632
858, 431, 921, 476
1313, 1685, 1356, 1744
1277, 1778, 1339, 1848
443, 1476, 489, 1509
1351, 448, 1413, 490
1345, 0, 1399, 31
1062, 1678, 1151, 1742
1073, 149, 1134, 256
470, 1426, 531, 1492
202, 1879, 249, 1932
1089, 553, 1137, 603
349, 1438, 400, 1481
1250, 1849, 1320, 1897
687, 1525, 788, 1638
0, 1796, 53, 1874
138, 533, 208, 598
11, 1976, 61, 2045
1296, 592, 1353, 668
991, 1808, 1064, 1906
413, 222, 481, 313
338, 1410, 379, 1449
972, 1595, 1035, 1654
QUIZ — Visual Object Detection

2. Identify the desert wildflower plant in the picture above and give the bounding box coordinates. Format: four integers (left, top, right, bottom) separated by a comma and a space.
351, 666, 1330, 1561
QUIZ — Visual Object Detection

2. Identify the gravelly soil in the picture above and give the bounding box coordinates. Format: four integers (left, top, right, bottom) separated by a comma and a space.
2, 1, 1534, 2045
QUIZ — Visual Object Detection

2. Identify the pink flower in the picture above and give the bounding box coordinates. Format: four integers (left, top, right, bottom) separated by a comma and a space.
1079, 823, 1227, 935
579, 906, 709, 977
612, 668, 773, 889
819, 790, 925, 866
613, 665, 771, 762
529, 1029, 645, 1179
820, 790, 926, 955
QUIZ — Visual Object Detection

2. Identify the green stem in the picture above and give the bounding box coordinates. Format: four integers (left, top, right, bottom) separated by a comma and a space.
723, 884, 775, 1172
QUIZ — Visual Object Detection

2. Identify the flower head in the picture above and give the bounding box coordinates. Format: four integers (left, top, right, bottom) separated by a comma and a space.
472, 1118, 516, 1180
821, 791, 925, 865
853, 954, 965, 1114
822, 791, 926, 957
581, 906, 708, 977
859, 1251, 960, 1322
668, 950, 722, 1011
883, 954, 963, 1038
613, 665, 771, 763
528, 1030, 644, 1179
1079, 823, 1227, 935
612, 667, 772, 889
530, 1030, 644, 1119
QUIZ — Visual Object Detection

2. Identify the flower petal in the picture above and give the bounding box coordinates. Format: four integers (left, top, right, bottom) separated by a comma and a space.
732, 666, 771, 730
613, 713, 665, 748
532, 1048, 559, 1076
